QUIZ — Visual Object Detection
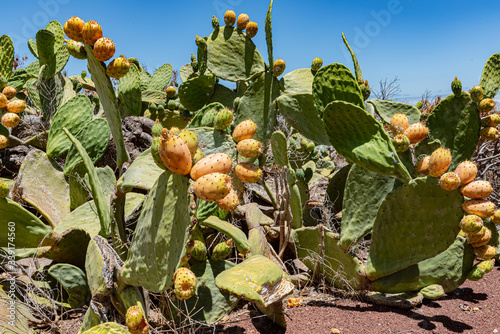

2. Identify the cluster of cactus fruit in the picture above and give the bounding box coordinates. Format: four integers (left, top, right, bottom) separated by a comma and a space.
0, 1, 499, 332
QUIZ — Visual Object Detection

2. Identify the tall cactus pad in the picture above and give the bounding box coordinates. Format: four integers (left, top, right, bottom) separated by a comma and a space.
277, 93, 330, 145
16, 150, 70, 227
368, 99, 421, 125
365, 177, 463, 281
371, 236, 474, 293
340, 164, 398, 250
191, 127, 237, 159
202, 216, 250, 254
426, 94, 481, 170
206, 26, 265, 82
121, 171, 190, 292
0, 35, 14, 80
326, 164, 352, 213
235, 72, 280, 143
341, 33, 362, 81
479, 53, 500, 98
323, 101, 411, 182
265, 0, 274, 65
118, 63, 142, 116
178, 74, 216, 111
148, 63, 173, 91
47, 263, 91, 308
270, 131, 288, 167
117, 148, 164, 193
279, 68, 314, 94
291, 227, 366, 290
46, 95, 93, 157
312, 63, 365, 116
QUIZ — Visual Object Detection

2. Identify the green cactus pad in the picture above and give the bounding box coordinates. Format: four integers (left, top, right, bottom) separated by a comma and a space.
27, 38, 38, 58
54, 201, 101, 238
84, 44, 129, 167
340, 164, 399, 250
371, 235, 474, 293
426, 94, 480, 170
121, 171, 190, 293
196, 200, 219, 222
341, 33, 363, 81
414, 137, 442, 159
36, 29, 58, 79
188, 102, 226, 128
323, 100, 411, 182
0, 288, 37, 333
141, 89, 166, 104
85, 237, 113, 298
180, 63, 196, 82
484, 218, 499, 247
207, 83, 239, 109
206, 26, 265, 82
148, 63, 173, 91
245, 202, 274, 227
139, 70, 151, 90
81, 322, 130, 333
77, 308, 101, 334
235, 72, 280, 143
8, 68, 35, 91
289, 184, 303, 229
202, 216, 250, 254
215, 255, 293, 307
365, 291, 423, 309
190, 127, 237, 159
365, 177, 464, 281
64, 129, 111, 238
0, 198, 52, 249
117, 148, 164, 193
118, 63, 142, 116
479, 53, 500, 99
270, 131, 288, 167
367, 99, 421, 125
47, 263, 90, 308
47, 95, 93, 157
15, 150, 69, 227
312, 63, 365, 116
276, 93, 330, 145
291, 226, 366, 290
265, 0, 274, 65
173, 259, 238, 324
279, 68, 314, 94
178, 74, 216, 111
0, 35, 14, 80
64, 118, 110, 174
39, 228, 90, 267
420, 284, 445, 300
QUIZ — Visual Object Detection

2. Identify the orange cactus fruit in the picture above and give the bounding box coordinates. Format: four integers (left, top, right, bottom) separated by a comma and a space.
454, 160, 477, 185
403, 122, 429, 144
428, 147, 452, 178
460, 180, 493, 199
190, 152, 232, 181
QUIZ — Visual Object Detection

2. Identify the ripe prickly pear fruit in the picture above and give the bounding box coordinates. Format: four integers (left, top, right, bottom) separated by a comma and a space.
81, 20, 103, 46
63, 17, 85, 42
159, 131, 192, 175
151, 136, 167, 170
479, 127, 500, 140
6, 100, 26, 114
93, 37, 115, 62
0, 93, 7, 108
273, 59, 286, 77
451, 76, 462, 95
224, 10, 236, 27
214, 108, 234, 130
439, 172, 461, 191
106, 56, 130, 79
481, 114, 500, 127
470, 85, 483, 103
311, 57, 323, 71
245, 21, 258, 38
460, 180, 493, 199
166, 85, 176, 99
0, 135, 7, 149
459, 215, 483, 234
237, 13, 249, 30
125, 305, 149, 334
216, 188, 240, 212
390, 113, 409, 135
232, 119, 257, 143
2, 86, 16, 99
403, 122, 429, 144
462, 199, 495, 218
454, 160, 477, 185
192, 149, 204, 166
1, 113, 20, 128
66, 40, 87, 59
211, 239, 234, 261
0, 180, 9, 198
173, 267, 197, 300
169, 127, 180, 135
469, 227, 492, 248
235, 162, 262, 183
392, 134, 410, 153
414, 156, 430, 176
467, 260, 493, 281
237, 139, 262, 158
191, 240, 208, 261
178, 130, 198, 155
212, 15, 220, 29
190, 152, 232, 180
473, 245, 497, 260
428, 147, 452, 177
193, 172, 231, 201
493, 209, 500, 225
478, 98, 496, 113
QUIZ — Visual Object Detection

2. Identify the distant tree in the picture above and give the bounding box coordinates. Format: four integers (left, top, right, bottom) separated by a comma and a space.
373, 76, 401, 100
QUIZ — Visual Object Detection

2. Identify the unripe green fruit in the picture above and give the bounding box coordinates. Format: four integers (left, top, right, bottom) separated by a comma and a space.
480, 127, 499, 140
415, 101, 423, 109
211, 239, 233, 261
478, 98, 496, 113
66, 40, 87, 59
467, 260, 493, 281
212, 15, 220, 29
311, 57, 323, 71
106, 56, 130, 79
191, 240, 208, 261
214, 108, 233, 130
392, 134, 410, 153
470, 86, 483, 103
459, 215, 483, 233
481, 114, 500, 127
151, 136, 167, 170
451, 76, 462, 95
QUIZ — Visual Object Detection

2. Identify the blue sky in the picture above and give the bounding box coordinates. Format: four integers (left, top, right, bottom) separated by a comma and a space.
5, 0, 500, 102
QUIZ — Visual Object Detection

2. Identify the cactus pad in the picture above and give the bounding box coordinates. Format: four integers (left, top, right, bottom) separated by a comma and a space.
279, 68, 314, 94
148, 63, 173, 91
178, 74, 216, 111
47, 263, 90, 308
202, 216, 250, 254
117, 148, 164, 193
270, 131, 288, 167
0, 35, 14, 80
323, 100, 411, 182
118, 63, 142, 116
341, 33, 363, 81
365, 177, 464, 281
479, 53, 500, 99
368, 99, 421, 125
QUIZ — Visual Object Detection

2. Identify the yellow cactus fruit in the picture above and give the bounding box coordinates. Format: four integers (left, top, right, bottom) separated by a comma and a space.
0, 93, 8, 108
63, 16, 85, 42
158, 132, 192, 175
237, 13, 249, 30
454, 160, 477, 185
492, 209, 500, 225
460, 180, 493, 199
224, 10, 236, 27
414, 156, 430, 177
1, 113, 20, 128
173, 267, 197, 300
439, 172, 461, 191
190, 152, 232, 181
473, 245, 497, 260
2, 86, 16, 99
237, 138, 262, 158
390, 113, 409, 135
6, 100, 26, 114
403, 122, 429, 144
82, 20, 103, 46
428, 147, 452, 177
193, 172, 232, 202
0, 135, 8, 149
245, 21, 258, 38
462, 199, 495, 218
93, 37, 115, 62
232, 119, 257, 143
125, 305, 149, 334
235, 162, 262, 183
216, 188, 240, 212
